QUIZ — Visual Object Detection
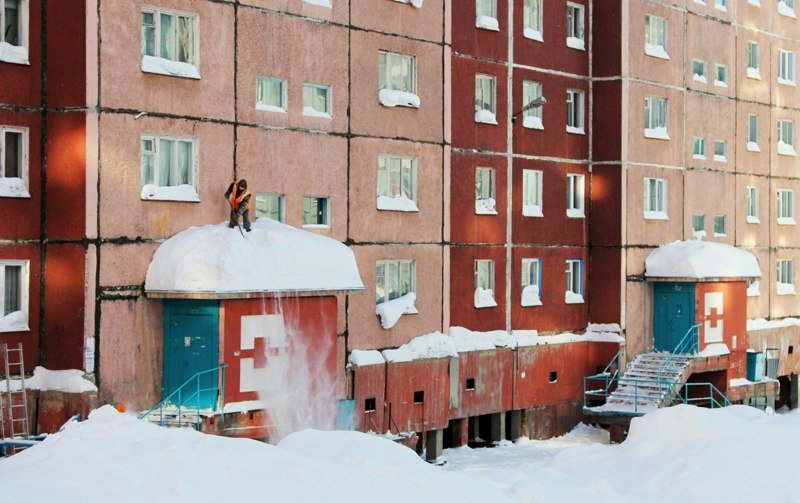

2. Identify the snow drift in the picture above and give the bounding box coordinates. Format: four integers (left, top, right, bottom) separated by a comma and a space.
145, 219, 364, 294
645, 240, 762, 279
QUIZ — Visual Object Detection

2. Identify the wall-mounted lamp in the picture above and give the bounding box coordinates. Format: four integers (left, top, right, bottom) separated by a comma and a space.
510, 96, 547, 123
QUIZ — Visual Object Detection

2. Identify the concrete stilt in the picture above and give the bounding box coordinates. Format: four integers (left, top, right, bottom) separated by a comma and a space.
507, 410, 522, 441
468, 416, 480, 442
791, 373, 799, 410
489, 412, 505, 444
425, 429, 443, 463
449, 418, 468, 447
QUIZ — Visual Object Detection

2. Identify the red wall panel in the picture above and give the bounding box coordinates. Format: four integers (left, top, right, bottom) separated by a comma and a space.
588, 247, 622, 324
451, 57, 508, 153
590, 0, 623, 78
451, 152, 506, 244
450, 246, 506, 331
42, 243, 85, 369
512, 0, 589, 76
451, 0, 509, 61
591, 81, 623, 162
385, 358, 450, 432
45, 112, 86, 240
45, 0, 87, 108
450, 348, 514, 419
352, 363, 386, 433
0, 0, 42, 107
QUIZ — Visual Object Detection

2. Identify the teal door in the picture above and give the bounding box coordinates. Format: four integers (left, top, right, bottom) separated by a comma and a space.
653, 282, 695, 353
163, 300, 219, 409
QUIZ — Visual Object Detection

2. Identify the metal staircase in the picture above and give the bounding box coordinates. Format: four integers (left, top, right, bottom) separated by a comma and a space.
139, 364, 228, 430
1, 342, 31, 455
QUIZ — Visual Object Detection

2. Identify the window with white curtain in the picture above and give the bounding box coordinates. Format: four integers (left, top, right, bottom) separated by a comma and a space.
522, 169, 543, 217
523, 0, 543, 40
778, 120, 796, 156
140, 135, 198, 201
644, 15, 668, 59
256, 77, 286, 112
141, 7, 199, 78
777, 259, 795, 296
0, 260, 29, 332
566, 173, 585, 218
0, 126, 28, 197
644, 96, 669, 139
378, 51, 416, 93
377, 154, 418, 211
779, 49, 796, 85
746, 186, 759, 224
375, 260, 415, 305
778, 189, 795, 225
1, 0, 29, 64
644, 177, 667, 219
566, 3, 585, 50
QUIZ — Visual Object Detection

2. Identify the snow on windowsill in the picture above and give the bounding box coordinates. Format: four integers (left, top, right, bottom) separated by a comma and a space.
522, 204, 543, 217
302, 107, 331, 119
693, 74, 707, 84
644, 127, 670, 140
778, 217, 796, 226
566, 208, 585, 219
566, 36, 585, 51
378, 89, 420, 108
0, 366, 96, 393
474, 287, 497, 308
747, 317, 800, 331
714, 80, 728, 89
747, 67, 761, 80
475, 197, 497, 215
693, 154, 706, 160
0, 42, 29, 65
141, 55, 200, 80
644, 210, 668, 221
565, 291, 584, 304
348, 350, 385, 367
693, 230, 707, 239
304, 0, 332, 7
0, 311, 29, 333
141, 184, 200, 203
644, 44, 670, 60
713, 232, 727, 238
256, 103, 287, 114
778, 140, 797, 156
522, 115, 543, 130
475, 109, 498, 125
777, 282, 796, 296
699, 343, 730, 357
777, 77, 796, 87
715, 3, 728, 11
746, 215, 760, 224
521, 285, 542, 307
747, 280, 760, 296
523, 28, 543, 42
382, 330, 456, 363
0, 177, 31, 198
566, 126, 585, 135
475, 15, 499, 31
714, 155, 727, 163
377, 195, 419, 212
778, 1, 797, 17
394, 0, 424, 7
747, 141, 761, 152
376, 292, 418, 330
747, 0, 760, 6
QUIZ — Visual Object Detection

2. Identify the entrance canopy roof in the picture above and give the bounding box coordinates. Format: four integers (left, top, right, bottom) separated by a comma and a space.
645, 240, 762, 281
145, 220, 364, 298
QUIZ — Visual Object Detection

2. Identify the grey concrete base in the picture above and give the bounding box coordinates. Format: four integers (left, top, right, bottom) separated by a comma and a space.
791, 373, 799, 410
425, 429, 443, 463
489, 412, 505, 444
507, 410, 522, 441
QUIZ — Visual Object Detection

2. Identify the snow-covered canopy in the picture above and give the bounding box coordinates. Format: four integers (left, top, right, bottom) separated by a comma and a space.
145, 220, 364, 296
645, 240, 762, 280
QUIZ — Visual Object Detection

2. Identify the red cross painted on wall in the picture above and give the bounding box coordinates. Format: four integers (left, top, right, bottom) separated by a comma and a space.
239, 336, 280, 370
706, 306, 723, 329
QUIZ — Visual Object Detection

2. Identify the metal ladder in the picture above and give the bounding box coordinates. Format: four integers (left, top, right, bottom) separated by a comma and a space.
2, 343, 30, 445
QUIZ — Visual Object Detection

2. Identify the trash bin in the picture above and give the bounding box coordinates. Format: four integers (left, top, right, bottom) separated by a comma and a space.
747, 351, 766, 382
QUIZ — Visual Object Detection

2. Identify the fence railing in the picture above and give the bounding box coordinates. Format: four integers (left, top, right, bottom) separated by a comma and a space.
139, 364, 227, 429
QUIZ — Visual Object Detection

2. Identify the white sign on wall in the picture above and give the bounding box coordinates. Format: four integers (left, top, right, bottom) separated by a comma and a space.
704, 292, 724, 344
239, 314, 286, 392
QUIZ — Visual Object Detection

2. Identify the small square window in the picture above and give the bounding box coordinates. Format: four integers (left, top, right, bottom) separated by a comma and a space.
692, 137, 706, 159
714, 64, 728, 87
692, 214, 706, 235
378, 51, 416, 93
377, 155, 418, 211
715, 0, 727, 11
413, 390, 424, 403
364, 397, 376, 413
255, 193, 284, 222
140, 135, 199, 202
375, 260, 416, 305
692, 60, 707, 83
476, 0, 499, 30
465, 378, 476, 391
302, 84, 332, 118
302, 196, 329, 227
549, 371, 558, 383
713, 215, 726, 236
256, 77, 286, 112
779, 0, 797, 17
714, 140, 727, 162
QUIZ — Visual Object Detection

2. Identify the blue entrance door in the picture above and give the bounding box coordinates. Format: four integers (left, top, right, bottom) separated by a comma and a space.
653, 282, 695, 353
163, 300, 219, 409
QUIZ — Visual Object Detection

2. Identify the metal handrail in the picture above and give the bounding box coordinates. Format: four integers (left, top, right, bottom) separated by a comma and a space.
656, 324, 701, 386
139, 364, 228, 429
584, 374, 730, 414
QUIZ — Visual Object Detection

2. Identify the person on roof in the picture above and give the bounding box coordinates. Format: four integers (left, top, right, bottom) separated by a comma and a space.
225, 179, 252, 232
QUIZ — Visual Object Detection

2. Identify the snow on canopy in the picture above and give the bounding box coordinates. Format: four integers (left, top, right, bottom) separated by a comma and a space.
145, 219, 364, 295
645, 240, 762, 280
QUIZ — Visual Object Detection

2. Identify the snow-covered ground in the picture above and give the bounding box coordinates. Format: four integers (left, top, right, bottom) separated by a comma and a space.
1, 404, 799, 502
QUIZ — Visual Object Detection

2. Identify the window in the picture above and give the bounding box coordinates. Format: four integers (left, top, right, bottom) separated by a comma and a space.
522, 169, 543, 217
778, 0, 796, 17
692, 60, 707, 83
140, 7, 199, 79
644, 96, 669, 139
693, 137, 706, 159
302, 84, 331, 118
778, 189, 795, 225
0, 261, 28, 332
565, 259, 583, 303
521, 258, 542, 307
714, 64, 728, 87
139, 135, 198, 201
255, 193, 284, 222
1, 0, 28, 64
375, 260, 415, 305
475, 74, 497, 124
302, 196, 329, 227
523, 0, 543, 41
779, 50, 796, 85
692, 214, 706, 235
746, 186, 759, 224
377, 155, 417, 211
413, 390, 424, 404
256, 77, 286, 112
714, 140, 727, 162
474, 259, 496, 308
747, 115, 760, 152
0, 126, 28, 198
566, 3, 585, 50
566, 173, 585, 218
476, 0, 499, 31
747, 41, 760, 79
364, 398, 376, 413
715, 0, 727, 10
378, 51, 418, 107
778, 120, 796, 156
522, 81, 543, 130
465, 378, 476, 391
644, 15, 668, 59
644, 178, 667, 219
714, 215, 726, 236
475, 167, 496, 214
566, 89, 584, 134
777, 259, 795, 296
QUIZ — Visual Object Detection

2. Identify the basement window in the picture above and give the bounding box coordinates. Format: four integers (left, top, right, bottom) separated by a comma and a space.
413, 390, 424, 404
549, 371, 558, 383
465, 378, 476, 391
364, 397, 376, 413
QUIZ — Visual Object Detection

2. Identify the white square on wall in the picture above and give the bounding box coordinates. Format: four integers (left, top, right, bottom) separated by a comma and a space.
703, 292, 724, 344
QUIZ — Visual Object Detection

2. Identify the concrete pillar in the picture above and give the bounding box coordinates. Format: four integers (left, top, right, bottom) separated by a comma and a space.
489, 412, 505, 444
609, 424, 626, 444
791, 373, 799, 410
468, 416, 480, 442
449, 418, 468, 447
507, 410, 522, 441
425, 429, 443, 463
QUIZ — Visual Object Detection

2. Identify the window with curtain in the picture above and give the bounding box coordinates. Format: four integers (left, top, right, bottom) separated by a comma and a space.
375, 260, 415, 304
141, 8, 196, 64
378, 51, 416, 93
140, 135, 196, 189
377, 155, 416, 201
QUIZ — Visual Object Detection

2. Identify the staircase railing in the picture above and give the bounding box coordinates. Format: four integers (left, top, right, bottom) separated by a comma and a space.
139, 364, 228, 429
656, 323, 701, 386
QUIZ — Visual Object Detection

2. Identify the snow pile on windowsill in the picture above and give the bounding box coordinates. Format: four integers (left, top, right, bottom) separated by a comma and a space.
714, 79, 728, 88
644, 210, 668, 221
778, 0, 797, 17
377, 195, 419, 212
0, 310, 28, 332
644, 44, 669, 60
303, 107, 331, 119
145, 219, 364, 295
475, 197, 497, 215
221, 400, 268, 414
141, 55, 200, 80
255, 103, 286, 114
566, 125, 585, 135
566, 36, 585, 50
0, 366, 97, 393
522, 204, 543, 217
523, 28, 542, 42
747, 141, 761, 152
0, 41, 29, 65
140, 184, 200, 202
382, 331, 457, 363
692, 73, 707, 83
644, 126, 670, 140
348, 350, 385, 367
777, 216, 796, 226
521, 285, 542, 306
747, 280, 760, 296
475, 15, 499, 31
378, 89, 420, 108
522, 115, 543, 130
778, 77, 796, 87
450, 326, 517, 352
699, 343, 730, 357
512, 327, 623, 347
566, 208, 585, 218
645, 240, 762, 279
778, 140, 797, 156
748, 317, 800, 331
474, 109, 498, 125
565, 291, 584, 304
746, 67, 761, 80
777, 282, 796, 296
0, 177, 31, 198
474, 287, 498, 308
376, 292, 418, 329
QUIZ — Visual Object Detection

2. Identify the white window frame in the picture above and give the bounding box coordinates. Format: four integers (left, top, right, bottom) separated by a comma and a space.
375, 260, 416, 306
0, 260, 29, 332
692, 59, 707, 83
474, 259, 496, 307
523, 0, 543, 41
521, 258, 542, 307
0, 0, 29, 65
255, 77, 287, 113
713, 215, 727, 236
747, 114, 760, 152
302, 83, 332, 118
566, 89, 585, 134
302, 195, 330, 228
643, 177, 668, 220
778, 49, 796, 86
715, 0, 728, 11
747, 41, 761, 79
692, 136, 706, 159
778, 120, 797, 156
777, 259, 795, 296
714, 64, 728, 88
565, 259, 583, 303
377, 154, 418, 212
714, 140, 727, 162
254, 193, 285, 223
140, 6, 200, 79
566, 3, 585, 50
566, 173, 585, 218
521, 80, 543, 130
475, 74, 497, 125
139, 134, 199, 201
522, 169, 543, 217
778, 0, 797, 18
778, 189, 796, 225
746, 186, 760, 224
644, 96, 669, 140
475, 167, 497, 215
0, 126, 29, 198
378, 51, 417, 94
644, 15, 669, 60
